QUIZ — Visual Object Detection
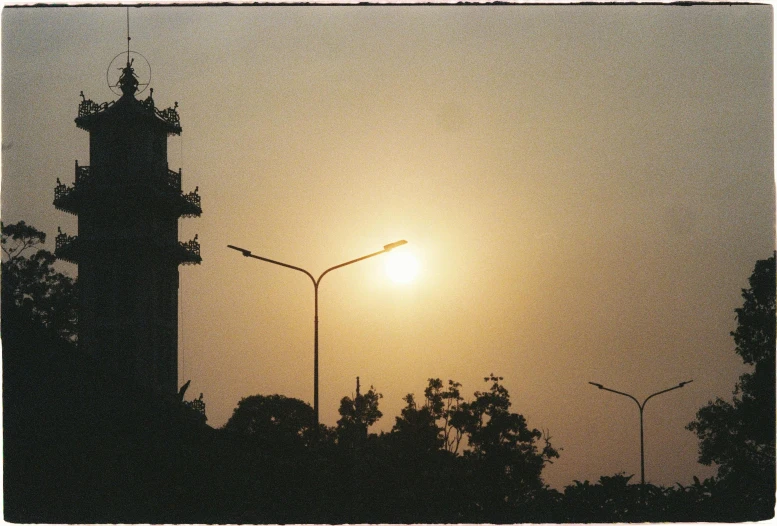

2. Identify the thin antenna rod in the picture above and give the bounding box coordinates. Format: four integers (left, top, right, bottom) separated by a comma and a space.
126, 7, 131, 62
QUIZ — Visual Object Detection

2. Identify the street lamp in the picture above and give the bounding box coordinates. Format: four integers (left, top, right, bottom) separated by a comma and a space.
588, 380, 693, 486
228, 240, 408, 426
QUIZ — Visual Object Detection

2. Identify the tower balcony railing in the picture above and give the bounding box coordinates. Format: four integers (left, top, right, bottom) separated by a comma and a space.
54, 231, 200, 266
75, 162, 92, 184
53, 161, 91, 214
181, 188, 202, 218
55, 162, 199, 216
157, 104, 180, 129
77, 91, 180, 131
55, 231, 79, 264
77, 94, 112, 119
183, 190, 201, 209
53, 162, 96, 214
139, 91, 181, 129
179, 236, 201, 265
54, 179, 75, 203
166, 168, 182, 192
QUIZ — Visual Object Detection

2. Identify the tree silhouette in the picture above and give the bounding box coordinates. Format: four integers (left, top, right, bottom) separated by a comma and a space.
687, 253, 775, 520
558, 473, 643, 521
222, 394, 316, 451
388, 374, 559, 522
456, 374, 560, 521
336, 383, 382, 448
2, 221, 78, 342
422, 378, 465, 453
390, 392, 443, 453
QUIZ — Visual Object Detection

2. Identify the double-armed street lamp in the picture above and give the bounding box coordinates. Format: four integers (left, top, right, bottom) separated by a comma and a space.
588, 380, 693, 486
228, 240, 408, 427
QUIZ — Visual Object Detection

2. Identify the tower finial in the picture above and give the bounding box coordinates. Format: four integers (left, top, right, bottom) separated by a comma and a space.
117, 59, 139, 96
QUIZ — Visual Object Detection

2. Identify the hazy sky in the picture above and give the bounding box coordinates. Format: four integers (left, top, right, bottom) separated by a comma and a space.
2, 4, 773, 490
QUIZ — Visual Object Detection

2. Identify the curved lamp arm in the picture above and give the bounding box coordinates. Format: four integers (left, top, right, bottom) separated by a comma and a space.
317, 240, 406, 285
588, 382, 641, 408
642, 380, 693, 408
227, 244, 315, 285
228, 240, 407, 287
589, 380, 693, 409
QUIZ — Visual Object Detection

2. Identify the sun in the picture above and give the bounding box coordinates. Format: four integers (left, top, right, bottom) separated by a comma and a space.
385, 251, 419, 284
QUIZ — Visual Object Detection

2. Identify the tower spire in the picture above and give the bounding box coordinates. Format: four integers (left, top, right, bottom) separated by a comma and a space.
117, 8, 137, 96
106, 8, 150, 98
126, 7, 131, 63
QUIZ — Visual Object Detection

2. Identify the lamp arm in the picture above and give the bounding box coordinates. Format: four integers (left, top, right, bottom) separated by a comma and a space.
227, 245, 316, 285
642, 380, 693, 407
316, 248, 388, 285
602, 387, 642, 409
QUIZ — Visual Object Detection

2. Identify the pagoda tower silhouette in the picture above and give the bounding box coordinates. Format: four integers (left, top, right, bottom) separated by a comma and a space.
54, 55, 201, 396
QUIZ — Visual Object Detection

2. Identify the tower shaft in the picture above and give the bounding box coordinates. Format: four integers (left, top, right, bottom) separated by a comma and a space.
55, 79, 201, 395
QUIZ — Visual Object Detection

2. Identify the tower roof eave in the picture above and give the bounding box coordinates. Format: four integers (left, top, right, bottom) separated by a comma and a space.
75, 93, 181, 135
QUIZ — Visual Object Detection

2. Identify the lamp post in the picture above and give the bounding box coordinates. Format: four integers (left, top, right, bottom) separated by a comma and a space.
588, 380, 693, 486
228, 240, 407, 426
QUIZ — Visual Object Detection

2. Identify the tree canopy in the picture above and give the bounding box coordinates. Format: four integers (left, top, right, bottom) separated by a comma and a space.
335, 382, 383, 448
687, 253, 775, 520
223, 393, 316, 451
2, 221, 78, 342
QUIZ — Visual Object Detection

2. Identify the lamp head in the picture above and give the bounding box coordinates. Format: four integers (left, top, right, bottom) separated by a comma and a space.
383, 240, 408, 251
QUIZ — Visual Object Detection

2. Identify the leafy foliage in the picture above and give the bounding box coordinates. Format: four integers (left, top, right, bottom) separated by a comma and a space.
2, 221, 78, 342
455, 374, 560, 519
459, 374, 558, 462
732, 254, 776, 366
687, 253, 776, 520
560, 473, 641, 521
386, 374, 560, 521
390, 392, 442, 453
222, 394, 316, 451
423, 378, 465, 453
2, 220, 47, 259
336, 383, 383, 448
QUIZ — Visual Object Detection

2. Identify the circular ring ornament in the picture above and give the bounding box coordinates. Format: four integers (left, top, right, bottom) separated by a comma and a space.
106, 51, 151, 96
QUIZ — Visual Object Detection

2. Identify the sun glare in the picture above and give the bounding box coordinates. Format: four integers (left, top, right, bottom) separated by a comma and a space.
385, 251, 419, 284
